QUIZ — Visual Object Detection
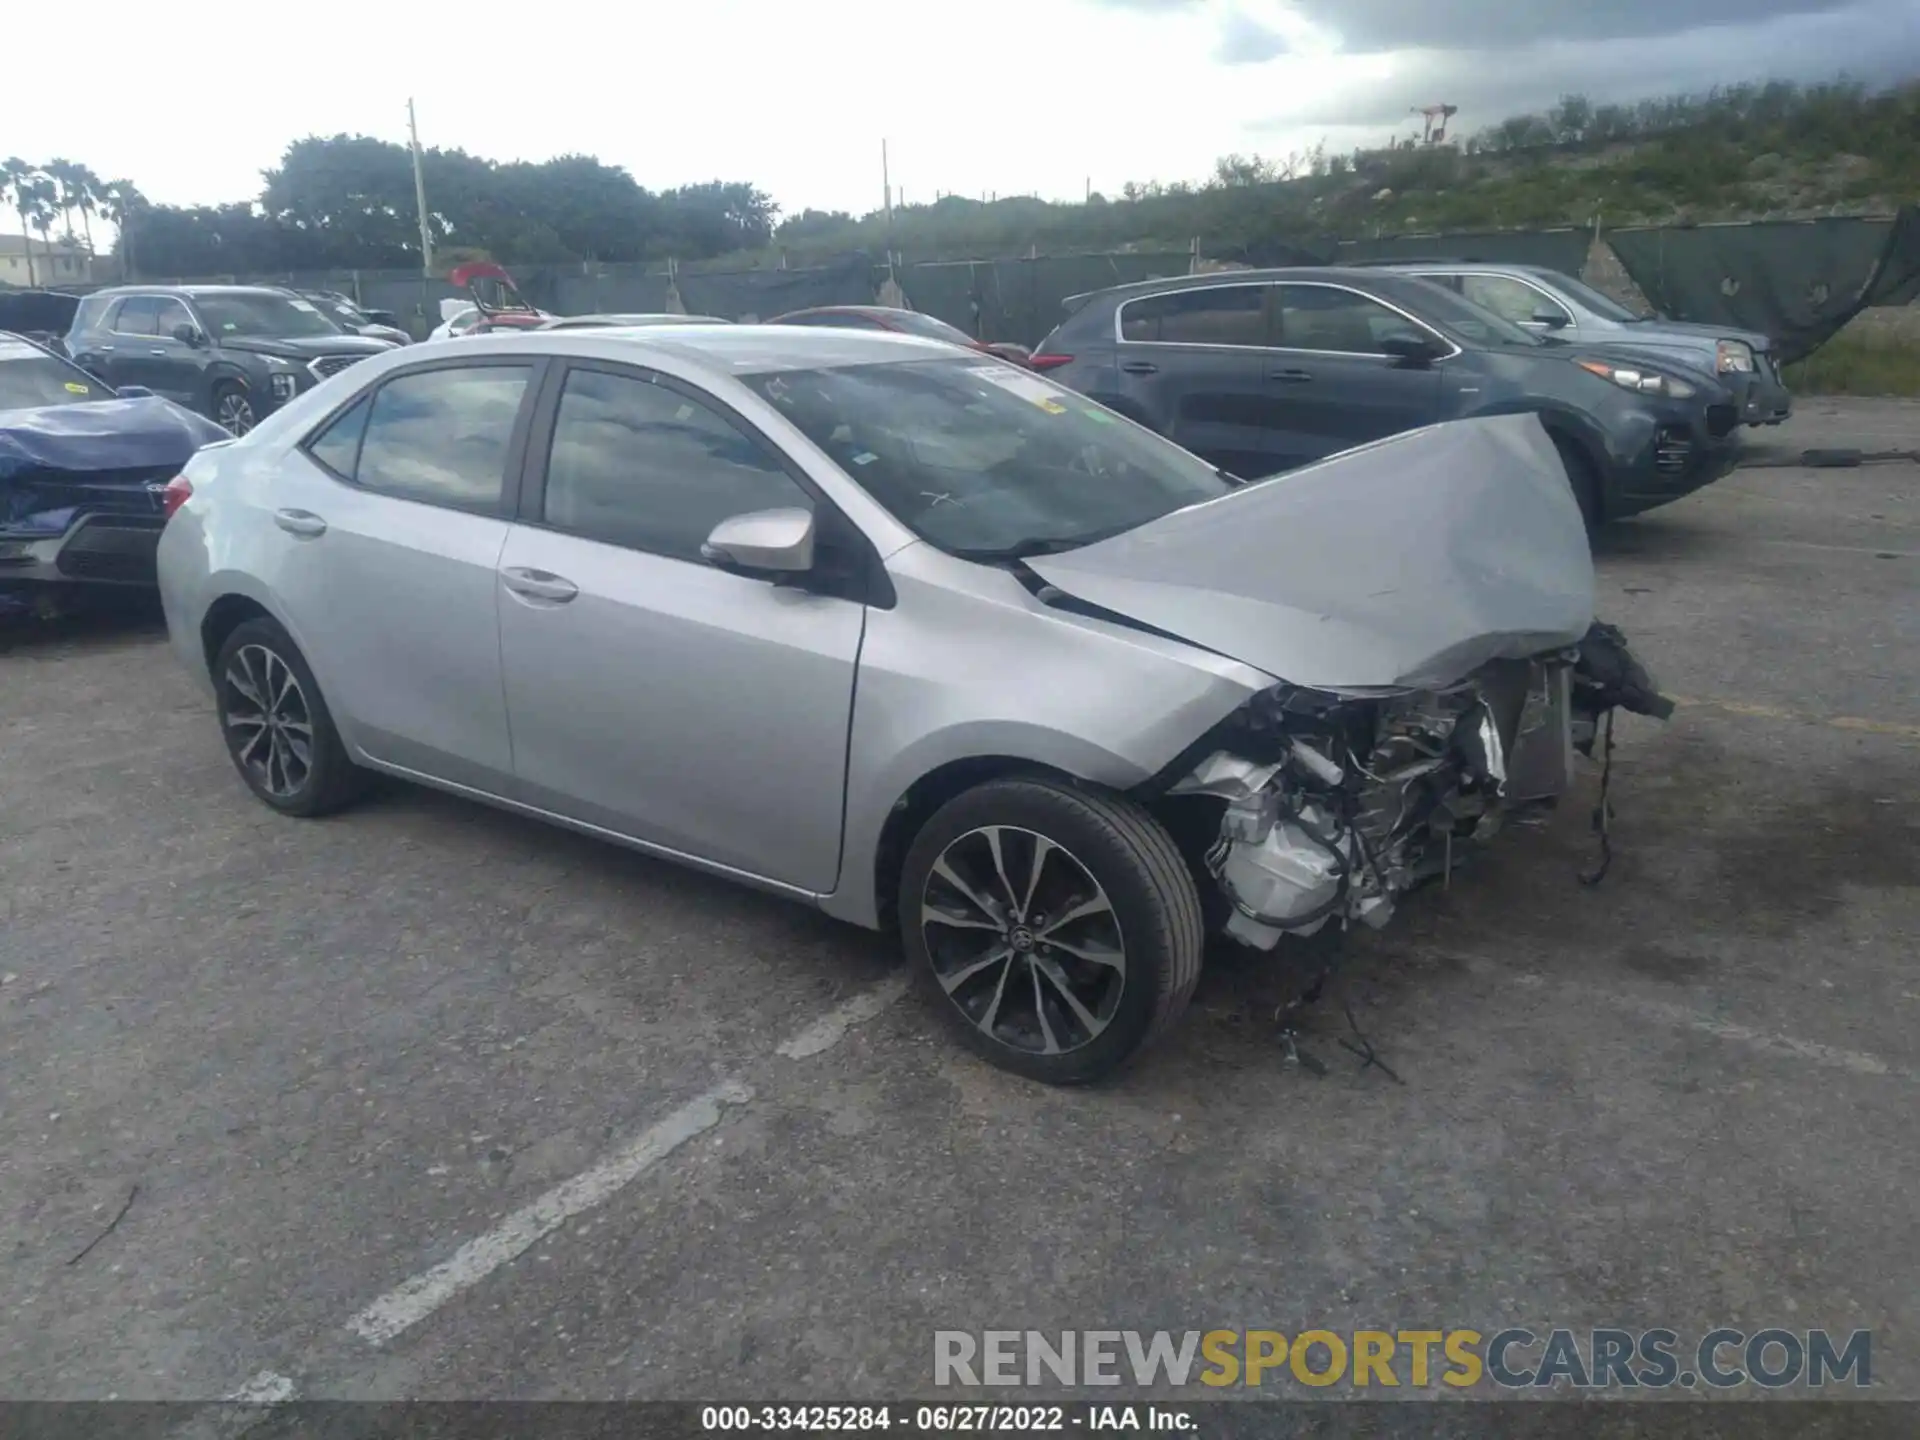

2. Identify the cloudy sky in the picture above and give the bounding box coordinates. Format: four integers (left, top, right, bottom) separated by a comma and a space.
5, 0, 1914, 231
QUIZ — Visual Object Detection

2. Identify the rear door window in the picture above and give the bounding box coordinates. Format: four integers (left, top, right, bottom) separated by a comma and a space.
345, 365, 532, 511
1119, 285, 1268, 346
1274, 285, 1426, 355
112, 297, 163, 336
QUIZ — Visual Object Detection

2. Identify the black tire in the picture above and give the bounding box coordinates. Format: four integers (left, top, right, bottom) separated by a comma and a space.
213, 616, 367, 817
898, 776, 1204, 1085
211, 382, 258, 437
1551, 434, 1603, 531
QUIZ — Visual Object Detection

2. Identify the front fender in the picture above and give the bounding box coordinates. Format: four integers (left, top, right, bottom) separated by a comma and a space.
820, 547, 1273, 929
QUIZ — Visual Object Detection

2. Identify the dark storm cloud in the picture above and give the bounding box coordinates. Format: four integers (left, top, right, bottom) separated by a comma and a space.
1258, 0, 1856, 54
1100, 0, 1866, 54
1254, 0, 1920, 132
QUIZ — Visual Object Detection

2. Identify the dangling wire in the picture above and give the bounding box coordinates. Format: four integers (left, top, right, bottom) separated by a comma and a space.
1580, 708, 1618, 887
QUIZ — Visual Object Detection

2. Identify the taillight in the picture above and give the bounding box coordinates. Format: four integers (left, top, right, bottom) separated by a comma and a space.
161, 475, 193, 519
1027, 353, 1074, 372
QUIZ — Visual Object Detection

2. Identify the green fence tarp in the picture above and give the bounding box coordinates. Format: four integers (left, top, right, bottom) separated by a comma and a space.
675, 255, 877, 321
1334, 229, 1594, 277
899, 251, 1193, 345
1608, 209, 1920, 364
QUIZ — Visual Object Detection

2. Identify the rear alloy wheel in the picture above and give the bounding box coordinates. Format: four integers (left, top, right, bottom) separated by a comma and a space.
214, 617, 367, 816
213, 384, 258, 437
900, 777, 1203, 1084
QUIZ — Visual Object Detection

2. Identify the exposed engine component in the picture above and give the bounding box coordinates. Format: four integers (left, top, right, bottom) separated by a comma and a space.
1167, 621, 1674, 950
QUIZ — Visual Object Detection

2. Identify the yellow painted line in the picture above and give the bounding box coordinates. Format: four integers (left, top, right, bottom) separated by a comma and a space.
1671, 695, 1920, 741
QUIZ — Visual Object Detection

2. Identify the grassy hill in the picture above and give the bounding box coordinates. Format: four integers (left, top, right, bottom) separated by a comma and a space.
771, 79, 1919, 261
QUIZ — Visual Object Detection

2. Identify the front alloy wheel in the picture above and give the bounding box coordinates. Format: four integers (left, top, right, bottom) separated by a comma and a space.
922, 825, 1127, 1058
900, 777, 1204, 1084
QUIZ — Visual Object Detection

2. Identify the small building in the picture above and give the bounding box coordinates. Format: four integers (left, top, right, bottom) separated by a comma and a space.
0, 233, 92, 288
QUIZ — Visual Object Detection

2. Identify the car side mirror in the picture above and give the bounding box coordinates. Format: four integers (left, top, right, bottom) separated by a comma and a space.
700, 507, 816, 575
1380, 332, 1441, 366
1531, 310, 1570, 330
115, 384, 153, 398
172, 323, 203, 347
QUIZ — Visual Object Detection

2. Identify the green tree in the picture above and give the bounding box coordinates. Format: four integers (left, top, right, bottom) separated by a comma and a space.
2, 158, 41, 284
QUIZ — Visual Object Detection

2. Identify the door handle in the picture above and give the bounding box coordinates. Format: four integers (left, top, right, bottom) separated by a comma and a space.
150, 348, 168, 356
273, 509, 328, 538
1119, 360, 1158, 375
501, 567, 579, 603
1269, 368, 1314, 383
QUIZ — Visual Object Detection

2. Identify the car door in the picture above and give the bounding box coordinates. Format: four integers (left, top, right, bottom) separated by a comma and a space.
264, 357, 537, 792
94, 295, 162, 390
1111, 283, 1272, 476
133, 297, 206, 407
494, 361, 864, 893
1258, 283, 1447, 467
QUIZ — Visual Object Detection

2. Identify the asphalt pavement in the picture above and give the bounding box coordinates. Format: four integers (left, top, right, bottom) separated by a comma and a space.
2, 400, 1915, 1408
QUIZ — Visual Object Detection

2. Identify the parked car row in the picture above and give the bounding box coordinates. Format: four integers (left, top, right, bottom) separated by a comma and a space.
5, 262, 1774, 626
1031, 266, 1750, 525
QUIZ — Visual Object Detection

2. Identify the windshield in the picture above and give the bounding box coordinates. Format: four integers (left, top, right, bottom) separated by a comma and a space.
744, 357, 1232, 558
0, 342, 111, 410
305, 293, 371, 327
193, 292, 344, 340
1543, 273, 1645, 323
889, 311, 977, 345
1396, 280, 1546, 348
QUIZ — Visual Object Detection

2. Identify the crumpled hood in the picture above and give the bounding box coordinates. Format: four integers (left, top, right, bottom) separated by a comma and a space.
1026, 413, 1595, 691
0, 396, 230, 483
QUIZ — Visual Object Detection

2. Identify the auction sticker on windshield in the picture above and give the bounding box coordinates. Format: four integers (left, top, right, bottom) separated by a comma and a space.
966, 364, 1069, 413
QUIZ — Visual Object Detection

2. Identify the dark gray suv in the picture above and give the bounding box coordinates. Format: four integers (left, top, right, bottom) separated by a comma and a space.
1031, 267, 1744, 525
66, 286, 397, 435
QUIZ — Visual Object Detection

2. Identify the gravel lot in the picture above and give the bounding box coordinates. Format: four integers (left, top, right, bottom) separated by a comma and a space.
3, 400, 1915, 1408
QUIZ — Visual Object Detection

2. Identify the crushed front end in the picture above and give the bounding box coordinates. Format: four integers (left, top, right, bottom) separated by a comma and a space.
1159, 623, 1673, 948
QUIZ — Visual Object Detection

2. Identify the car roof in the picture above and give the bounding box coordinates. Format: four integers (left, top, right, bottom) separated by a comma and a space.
545, 313, 729, 327
1358, 259, 1561, 277
87, 283, 299, 298
1061, 265, 1453, 311
438, 323, 962, 376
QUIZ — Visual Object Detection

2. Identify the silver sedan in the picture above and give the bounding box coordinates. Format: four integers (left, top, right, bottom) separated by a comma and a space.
155, 326, 1670, 1083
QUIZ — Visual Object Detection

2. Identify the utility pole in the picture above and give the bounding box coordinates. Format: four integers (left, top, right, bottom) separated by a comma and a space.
408, 98, 434, 276
881, 139, 893, 230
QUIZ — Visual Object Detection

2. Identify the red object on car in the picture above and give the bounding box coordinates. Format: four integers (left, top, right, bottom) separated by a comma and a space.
161, 475, 193, 519
447, 261, 548, 331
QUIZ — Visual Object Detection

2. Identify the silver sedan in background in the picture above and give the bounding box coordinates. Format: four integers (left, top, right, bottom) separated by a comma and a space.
155, 326, 1670, 1083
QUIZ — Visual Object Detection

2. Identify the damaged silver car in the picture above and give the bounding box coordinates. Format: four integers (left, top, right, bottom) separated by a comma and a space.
155, 328, 1671, 1084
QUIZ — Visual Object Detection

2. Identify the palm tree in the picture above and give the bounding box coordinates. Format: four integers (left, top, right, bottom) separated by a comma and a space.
45, 158, 80, 243
69, 161, 104, 255
100, 179, 148, 280
25, 175, 58, 280
1, 156, 38, 285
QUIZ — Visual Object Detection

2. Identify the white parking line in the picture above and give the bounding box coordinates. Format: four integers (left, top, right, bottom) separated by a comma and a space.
1608, 993, 1911, 1080
778, 973, 910, 1059
1497, 965, 1913, 1081
345, 971, 909, 1347
224, 1371, 296, 1404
